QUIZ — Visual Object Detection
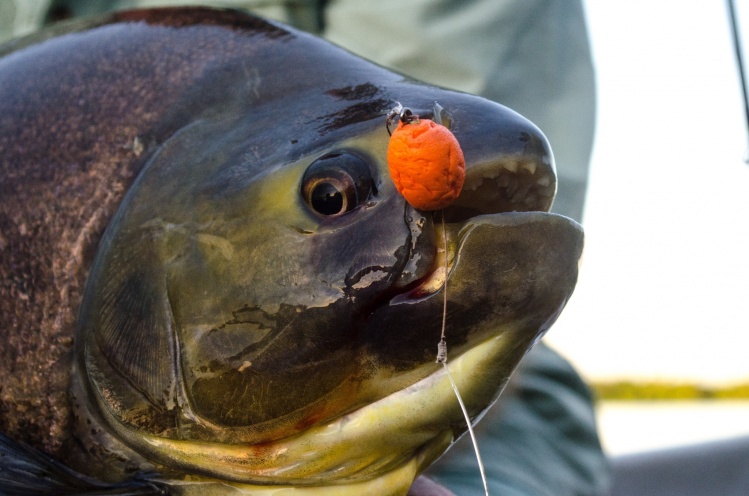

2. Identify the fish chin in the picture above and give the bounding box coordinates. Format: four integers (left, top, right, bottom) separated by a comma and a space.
84, 331, 518, 495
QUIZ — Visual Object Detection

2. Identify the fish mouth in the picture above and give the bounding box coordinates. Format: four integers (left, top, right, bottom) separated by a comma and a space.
392, 153, 558, 301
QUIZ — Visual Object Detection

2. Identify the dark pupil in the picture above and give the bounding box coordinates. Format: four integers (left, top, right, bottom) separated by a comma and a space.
311, 182, 344, 215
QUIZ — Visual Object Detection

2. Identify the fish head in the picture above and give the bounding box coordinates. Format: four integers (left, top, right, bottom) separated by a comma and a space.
68, 8, 584, 493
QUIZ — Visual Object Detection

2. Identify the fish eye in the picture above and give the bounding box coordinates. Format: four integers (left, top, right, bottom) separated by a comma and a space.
302, 152, 374, 216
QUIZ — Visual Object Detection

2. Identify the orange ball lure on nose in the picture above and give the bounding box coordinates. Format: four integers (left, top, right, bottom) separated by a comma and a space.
386, 105, 465, 210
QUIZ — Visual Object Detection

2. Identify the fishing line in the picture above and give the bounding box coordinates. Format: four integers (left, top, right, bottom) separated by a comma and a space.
385, 103, 486, 493
727, 0, 749, 163
436, 210, 489, 496
436, 209, 448, 361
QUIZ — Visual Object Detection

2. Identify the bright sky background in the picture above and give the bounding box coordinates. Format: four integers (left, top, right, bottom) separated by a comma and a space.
546, 0, 749, 386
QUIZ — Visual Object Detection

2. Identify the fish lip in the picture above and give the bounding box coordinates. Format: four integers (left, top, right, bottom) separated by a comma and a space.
389, 153, 556, 302
391, 212, 537, 302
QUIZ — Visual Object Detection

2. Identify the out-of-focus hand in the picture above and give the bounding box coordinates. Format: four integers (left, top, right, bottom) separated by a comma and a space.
407, 476, 456, 496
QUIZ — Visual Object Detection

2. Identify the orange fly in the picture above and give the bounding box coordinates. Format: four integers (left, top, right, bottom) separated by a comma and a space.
386, 105, 465, 211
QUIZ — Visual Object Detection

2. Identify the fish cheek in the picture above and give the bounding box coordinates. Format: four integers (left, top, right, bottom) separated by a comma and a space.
305, 199, 416, 305
178, 201, 417, 428
164, 224, 361, 428
185, 302, 357, 427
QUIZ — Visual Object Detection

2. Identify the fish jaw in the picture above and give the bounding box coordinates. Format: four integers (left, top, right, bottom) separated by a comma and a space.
75, 324, 532, 495
361, 210, 583, 410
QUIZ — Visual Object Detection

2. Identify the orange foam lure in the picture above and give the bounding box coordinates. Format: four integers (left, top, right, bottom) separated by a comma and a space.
387, 118, 465, 211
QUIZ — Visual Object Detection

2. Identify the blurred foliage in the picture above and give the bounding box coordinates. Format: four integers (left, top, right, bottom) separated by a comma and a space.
591, 381, 749, 401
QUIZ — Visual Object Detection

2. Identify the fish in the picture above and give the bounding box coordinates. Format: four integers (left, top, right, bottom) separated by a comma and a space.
0, 7, 584, 496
